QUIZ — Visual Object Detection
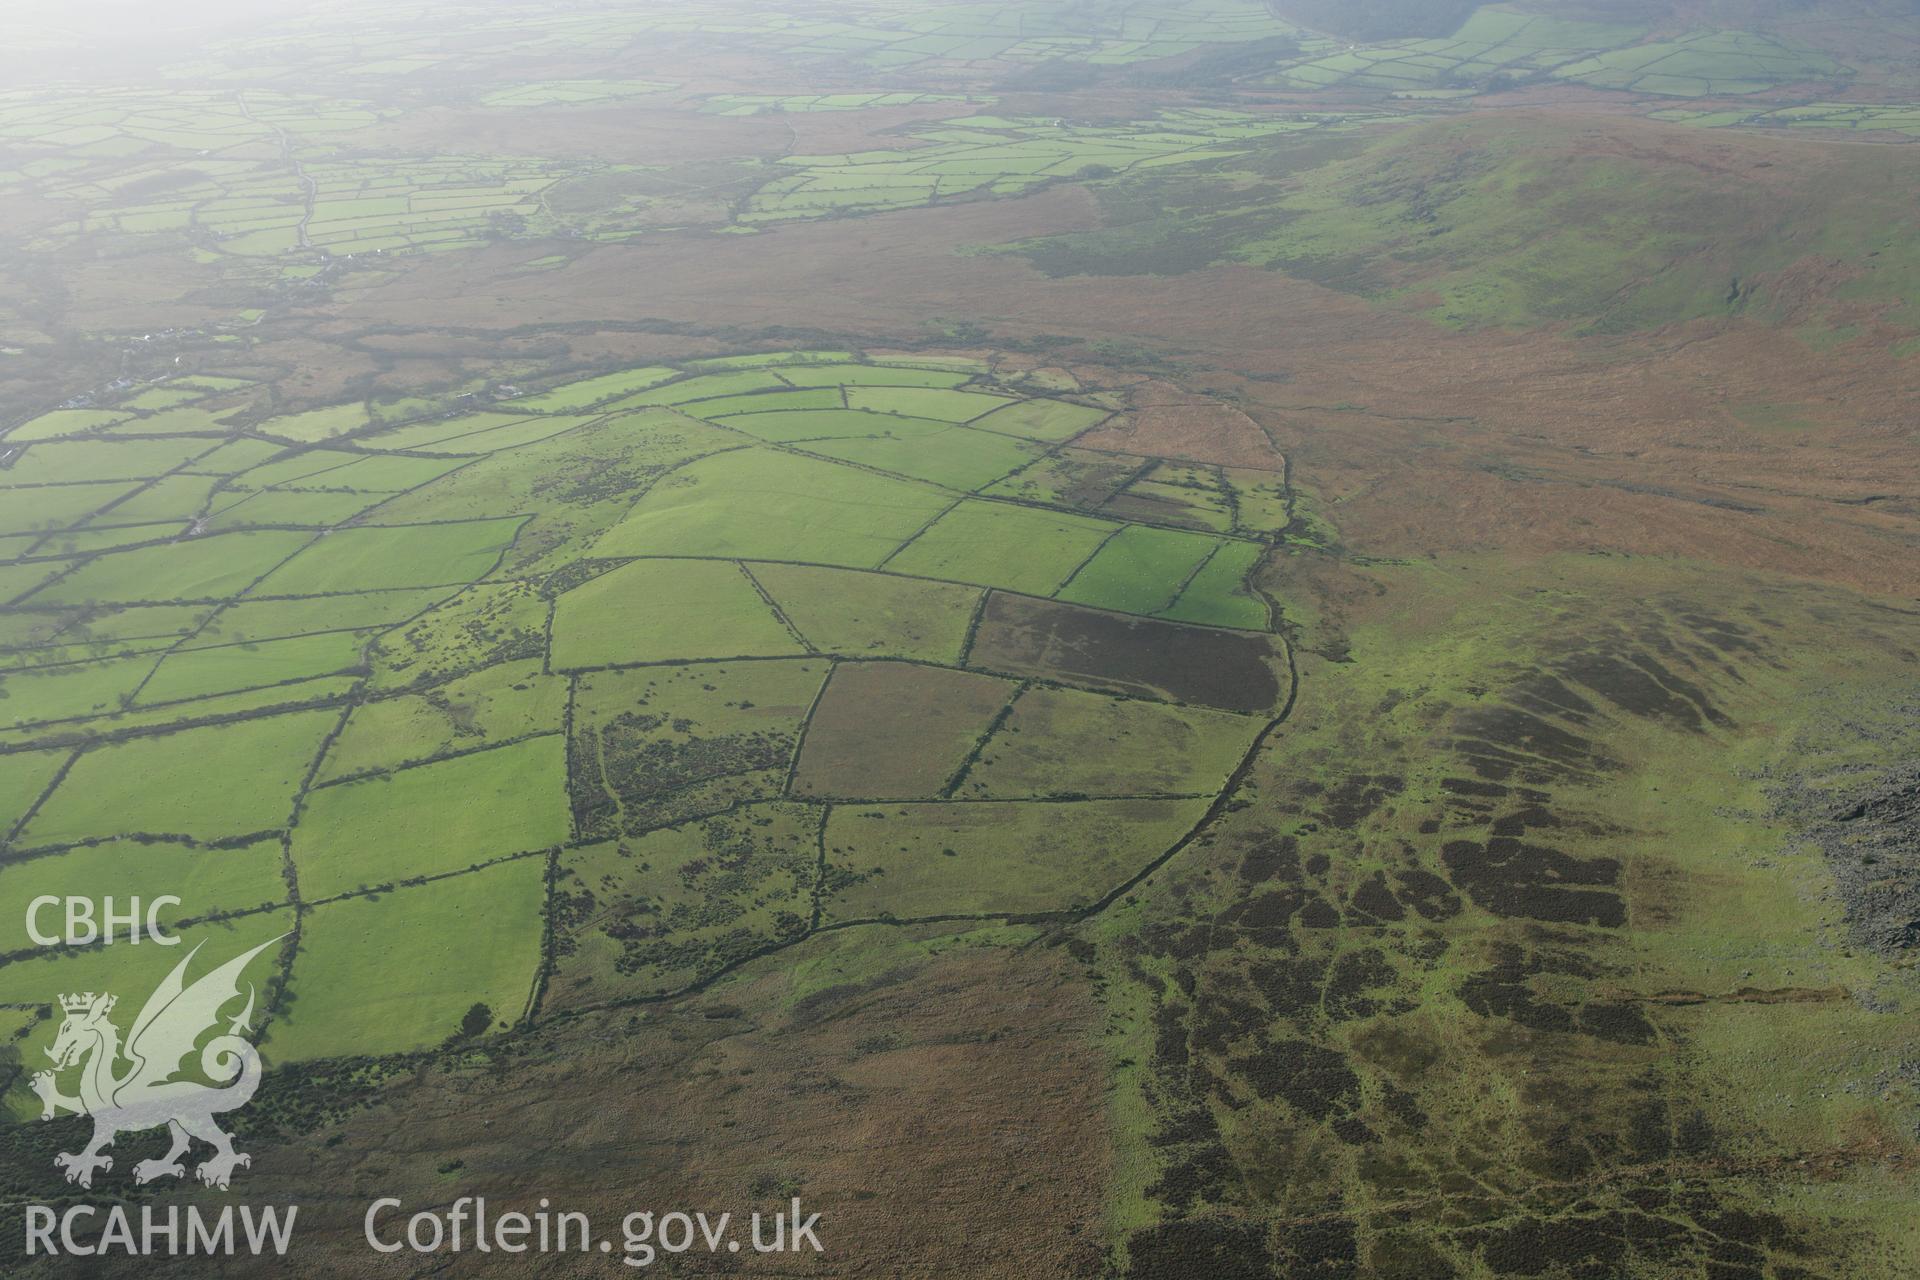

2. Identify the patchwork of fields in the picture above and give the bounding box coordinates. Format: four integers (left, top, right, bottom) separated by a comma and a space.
0, 350, 1289, 1082
163, 0, 1309, 83
1268, 8, 1838, 97
0, 84, 1388, 269
742, 107, 1377, 224
3, 1, 1918, 1273
0, 88, 683, 261
0, 0, 1901, 288
1653, 100, 1920, 137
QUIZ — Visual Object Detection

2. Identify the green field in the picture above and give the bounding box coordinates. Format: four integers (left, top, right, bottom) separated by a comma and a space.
550, 557, 810, 668
886, 500, 1116, 595
294, 735, 568, 899
265, 858, 545, 1061
17, 710, 335, 846
748, 562, 981, 664
1055, 524, 1221, 615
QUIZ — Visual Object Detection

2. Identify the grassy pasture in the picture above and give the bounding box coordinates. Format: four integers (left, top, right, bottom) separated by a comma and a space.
1270, 7, 1644, 91
137, 631, 369, 705
353, 409, 741, 575
0, 838, 286, 953
1055, 524, 1222, 615
501, 366, 680, 411
592, 448, 950, 567
687, 351, 861, 372
4, 410, 133, 442
259, 405, 369, 444
550, 557, 807, 669
741, 108, 1342, 225
225, 449, 436, 492
3, 439, 211, 486
190, 590, 451, 647
294, 735, 568, 899
1552, 29, 1836, 96
886, 500, 1115, 595
804, 424, 1043, 491
1110, 478, 1235, 532
368, 581, 549, 688
360, 410, 559, 452
843, 386, 1015, 422
670, 389, 845, 418
255, 519, 522, 594
1655, 102, 1920, 139
0, 563, 66, 606
93, 475, 223, 525
611, 371, 791, 408
748, 562, 980, 664
983, 447, 1142, 509
252, 453, 470, 494
705, 408, 942, 444
0, 909, 294, 1116
1, 484, 140, 535
1160, 540, 1269, 628
0, 84, 683, 263
0, 748, 67, 834
19, 709, 334, 847
0, 654, 155, 727
1, 603, 208, 651
0, 677, 360, 756
772, 364, 976, 389
1222, 465, 1292, 534
266, 858, 544, 1061
203, 491, 382, 529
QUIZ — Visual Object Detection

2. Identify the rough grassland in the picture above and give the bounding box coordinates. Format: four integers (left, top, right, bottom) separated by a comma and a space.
822, 798, 1207, 919
317, 659, 565, 782
792, 661, 1017, 800
960, 686, 1261, 799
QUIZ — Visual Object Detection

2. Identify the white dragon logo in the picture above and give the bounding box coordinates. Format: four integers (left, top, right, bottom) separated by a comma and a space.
30, 936, 283, 1191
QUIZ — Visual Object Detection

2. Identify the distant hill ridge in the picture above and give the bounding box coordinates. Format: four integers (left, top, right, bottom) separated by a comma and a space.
1269, 0, 1919, 42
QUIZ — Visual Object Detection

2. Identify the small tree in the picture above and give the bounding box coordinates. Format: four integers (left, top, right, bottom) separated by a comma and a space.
459, 1002, 494, 1039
